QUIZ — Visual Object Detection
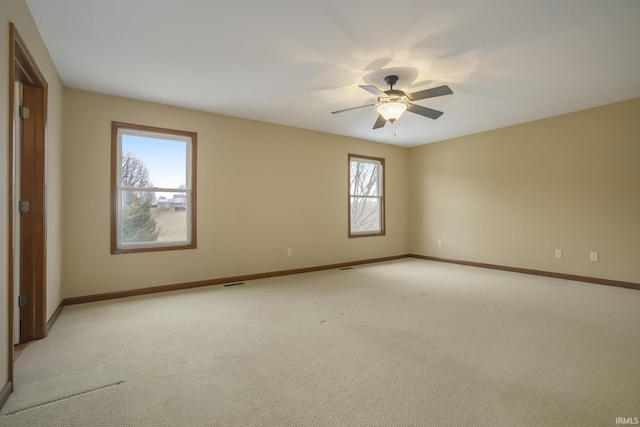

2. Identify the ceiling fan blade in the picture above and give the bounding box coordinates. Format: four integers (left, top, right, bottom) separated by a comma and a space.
407, 85, 453, 101
360, 85, 388, 97
407, 103, 444, 120
331, 103, 377, 114
373, 114, 386, 129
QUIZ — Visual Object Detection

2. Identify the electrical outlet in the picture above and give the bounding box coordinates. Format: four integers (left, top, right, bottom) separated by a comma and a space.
437, 240, 442, 247
287, 248, 292, 256
590, 252, 599, 262
555, 249, 562, 258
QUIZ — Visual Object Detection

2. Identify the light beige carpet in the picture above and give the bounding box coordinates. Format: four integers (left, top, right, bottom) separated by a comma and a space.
1, 259, 639, 426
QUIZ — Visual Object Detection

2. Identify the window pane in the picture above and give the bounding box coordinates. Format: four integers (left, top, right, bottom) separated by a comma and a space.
121, 190, 189, 245
155, 192, 188, 243
350, 197, 381, 233
121, 190, 161, 244
122, 134, 187, 189
350, 160, 379, 196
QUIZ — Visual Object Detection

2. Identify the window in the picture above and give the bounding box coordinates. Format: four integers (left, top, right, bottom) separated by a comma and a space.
349, 154, 385, 237
111, 122, 196, 253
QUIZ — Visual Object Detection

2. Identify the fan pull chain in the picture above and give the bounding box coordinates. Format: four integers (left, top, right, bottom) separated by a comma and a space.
392, 120, 397, 137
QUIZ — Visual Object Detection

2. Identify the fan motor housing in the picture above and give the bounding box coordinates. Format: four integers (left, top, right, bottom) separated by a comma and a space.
383, 89, 406, 99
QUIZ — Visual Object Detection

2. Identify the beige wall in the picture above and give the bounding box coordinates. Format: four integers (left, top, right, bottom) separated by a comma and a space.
62, 88, 409, 298
0, 0, 64, 387
409, 97, 640, 283
57, 91, 640, 298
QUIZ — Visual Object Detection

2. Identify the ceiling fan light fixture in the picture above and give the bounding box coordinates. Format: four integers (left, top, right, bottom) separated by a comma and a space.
377, 102, 407, 122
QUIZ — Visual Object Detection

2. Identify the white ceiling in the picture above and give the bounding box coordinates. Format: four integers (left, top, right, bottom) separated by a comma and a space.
26, 0, 640, 147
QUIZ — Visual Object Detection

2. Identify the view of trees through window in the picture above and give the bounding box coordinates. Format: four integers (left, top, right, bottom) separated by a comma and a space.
349, 155, 385, 236
121, 149, 160, 243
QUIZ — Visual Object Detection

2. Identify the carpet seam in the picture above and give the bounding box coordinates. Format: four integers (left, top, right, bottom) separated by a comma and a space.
3, 381, 125, 416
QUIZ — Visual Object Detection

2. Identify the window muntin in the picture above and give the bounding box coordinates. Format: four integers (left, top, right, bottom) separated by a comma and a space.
349, 154, 385, 237
111, 122, 196, 253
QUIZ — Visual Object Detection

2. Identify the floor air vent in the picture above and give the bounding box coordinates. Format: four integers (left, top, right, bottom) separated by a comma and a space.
223, 282, 245, 287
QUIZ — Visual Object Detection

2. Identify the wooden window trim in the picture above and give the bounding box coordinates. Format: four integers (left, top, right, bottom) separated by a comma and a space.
111, 121, 197, 254
348, 154, 386, 238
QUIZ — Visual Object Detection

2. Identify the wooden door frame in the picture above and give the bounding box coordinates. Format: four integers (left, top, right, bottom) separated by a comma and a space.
7, 23, 48, 384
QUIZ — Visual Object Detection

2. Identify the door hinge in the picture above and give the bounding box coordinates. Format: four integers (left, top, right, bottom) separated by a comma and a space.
18, 294, 29, 308
18, 200, 30, 214
19, 105, 30, 119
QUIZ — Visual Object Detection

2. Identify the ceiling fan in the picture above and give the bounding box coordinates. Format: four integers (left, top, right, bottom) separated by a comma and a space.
331, 75, 453, 133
